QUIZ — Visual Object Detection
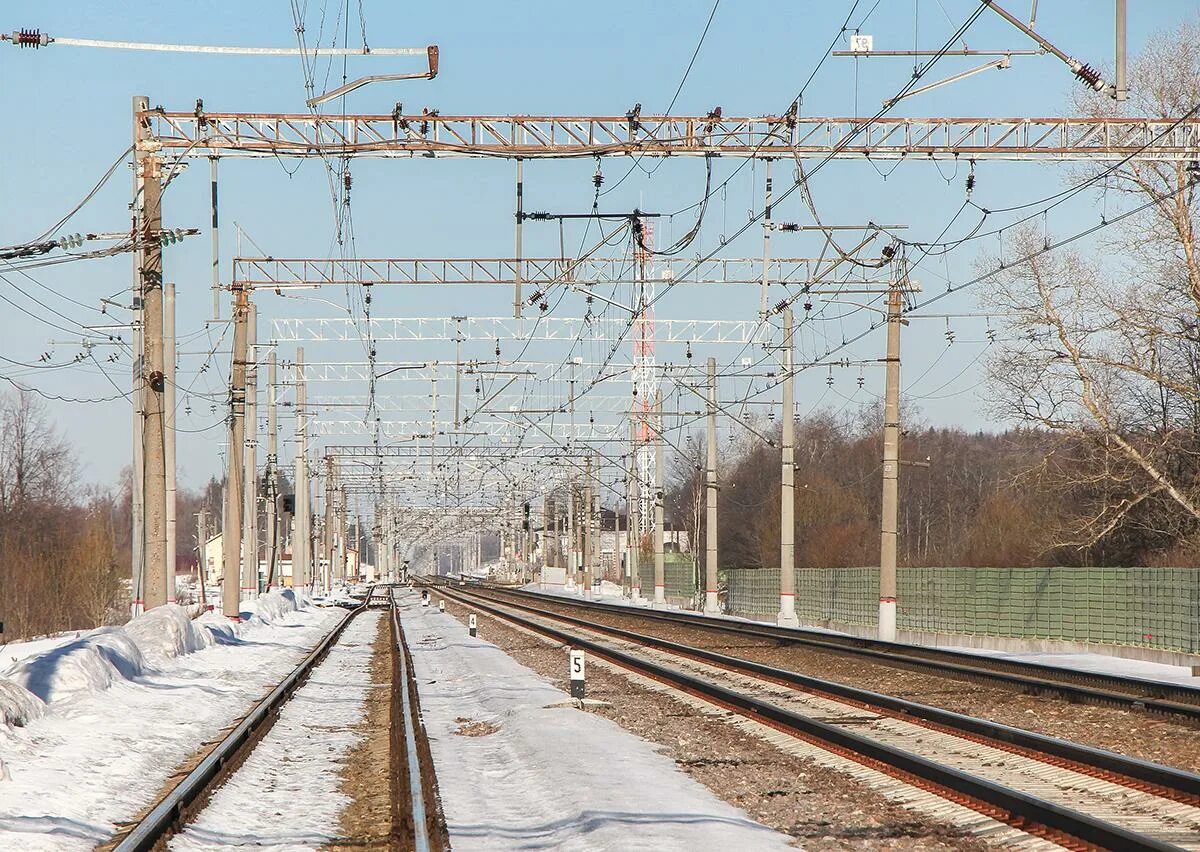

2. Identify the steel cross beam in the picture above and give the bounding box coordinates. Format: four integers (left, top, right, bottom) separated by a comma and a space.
234, 256, 878, 288
272, 317, 796, 344
324, 444, 605, 459
149, 111, 1200, 161
311, 419, 627, 440
293, 361, 635, 382
307, 393, 637, 413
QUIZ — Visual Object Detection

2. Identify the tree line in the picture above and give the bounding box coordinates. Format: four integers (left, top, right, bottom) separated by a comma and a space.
664, 410, 1200, 574
0, 390, 225, 643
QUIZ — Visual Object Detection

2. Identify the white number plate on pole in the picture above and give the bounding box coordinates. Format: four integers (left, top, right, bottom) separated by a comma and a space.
569, 649, 585, 699
468, 613, 477, 637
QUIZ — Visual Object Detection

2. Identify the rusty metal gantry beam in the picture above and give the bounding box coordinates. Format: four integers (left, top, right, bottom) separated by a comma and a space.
233, 255, 887, 288
150, 111, 1200, 161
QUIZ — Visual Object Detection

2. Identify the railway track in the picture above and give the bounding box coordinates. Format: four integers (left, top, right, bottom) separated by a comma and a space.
449, 582, 1200, 720
434, 582, 1200, 852
106, 585, 445, 852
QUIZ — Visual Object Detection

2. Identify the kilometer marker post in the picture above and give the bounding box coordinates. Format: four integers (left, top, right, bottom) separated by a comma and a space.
569, 649, 585, 699
468, 613, 477, 637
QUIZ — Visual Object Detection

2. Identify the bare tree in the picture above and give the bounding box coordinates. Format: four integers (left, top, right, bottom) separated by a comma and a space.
0, 391, 123, 640
983, 21, 1200, 554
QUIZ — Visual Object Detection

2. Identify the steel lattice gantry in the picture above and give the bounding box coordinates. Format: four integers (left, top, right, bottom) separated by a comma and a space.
271, 317, 789, 344
310, 419, 626, 440
303, 393, 648, 414
233, 256, 882, 289
150, 111, 1200, 161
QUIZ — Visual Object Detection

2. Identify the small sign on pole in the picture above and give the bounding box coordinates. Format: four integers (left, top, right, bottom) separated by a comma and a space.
468, 613, 477, 637
569, 649, 585, 699
438, 599, 446, 612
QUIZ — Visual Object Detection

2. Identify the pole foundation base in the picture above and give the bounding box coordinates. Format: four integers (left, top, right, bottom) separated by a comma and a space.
703, 590, 720, 615
878, 599, 897, 642
776, 612, 800, 628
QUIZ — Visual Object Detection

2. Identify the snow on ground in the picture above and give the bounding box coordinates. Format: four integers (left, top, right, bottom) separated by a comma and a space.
399, 590, 794, 851
0, 590, 342, 851
0, 632, 83, 669
172, 609, 381, 851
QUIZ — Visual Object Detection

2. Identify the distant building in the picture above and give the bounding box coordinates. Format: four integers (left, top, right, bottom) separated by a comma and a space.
203, 532, 299, 589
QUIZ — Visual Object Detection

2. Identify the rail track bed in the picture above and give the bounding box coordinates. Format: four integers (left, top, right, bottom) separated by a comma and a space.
434, 582, 1200, 851
444, 585, 1200, 774
105, 586, 445, 852
462, 583, 1200, 718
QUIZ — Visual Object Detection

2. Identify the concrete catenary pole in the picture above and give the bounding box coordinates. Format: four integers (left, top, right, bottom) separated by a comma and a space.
209, 156, 220, 320
704, 357, 720, 614
135, 95, 168, 611
265, 352, 279, 589
164, 279, 177, 604
653, 391, 666, 605
591, 455, 601, 590
222, 281, 249, 619
293, 348, 310, 589
878, 281, 903, 641
513, 158, 523, 319
242, 304, 258, 599
324, 457, 336, 594
338, 485, 349, 582
196, 509, 208, 610
566, 484, 576, 586
614, 485, 622, 591
778, 307, 800, 627
543, 496, 553, 572
628, 420, 641, 600
131, 282, 144, 617
582, 456, 593, 598
1115, 0, 1128, 103
759, 158, 773, 320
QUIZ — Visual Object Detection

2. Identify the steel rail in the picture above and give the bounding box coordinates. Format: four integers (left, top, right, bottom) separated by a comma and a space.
468, 583, 1200, 718
436, 585, 1188, 852
112, 591, 373, 852
442, 583, 1200, 803
391, 589, 432, 852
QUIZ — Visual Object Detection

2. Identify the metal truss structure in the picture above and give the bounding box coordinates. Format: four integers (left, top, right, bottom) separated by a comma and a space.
234, 256, 880, 289
310, 419, 626, 440
274, 317, 792, 345
305, 394, 638, 413
150, 111, 1200, 161
292, 360, 636, 383
162, 103, 1200, 578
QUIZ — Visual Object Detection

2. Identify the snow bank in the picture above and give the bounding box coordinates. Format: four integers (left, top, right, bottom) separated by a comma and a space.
245, 588, 306, 624
5, 627, 148, 705
0, 679, 43, 726
125, 604, 215, 665
0, 589, 315, 713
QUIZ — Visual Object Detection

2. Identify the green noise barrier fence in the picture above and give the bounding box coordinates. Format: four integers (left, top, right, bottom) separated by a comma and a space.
637, 553, 698, 602
724, 566, 1200, 654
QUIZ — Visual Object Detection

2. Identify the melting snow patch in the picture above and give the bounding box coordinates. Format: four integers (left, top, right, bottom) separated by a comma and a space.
398, 591, 795, 851
171, 609, 380, 851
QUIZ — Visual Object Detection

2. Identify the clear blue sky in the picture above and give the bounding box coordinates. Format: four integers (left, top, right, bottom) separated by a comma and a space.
0, 1, 1192, 490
